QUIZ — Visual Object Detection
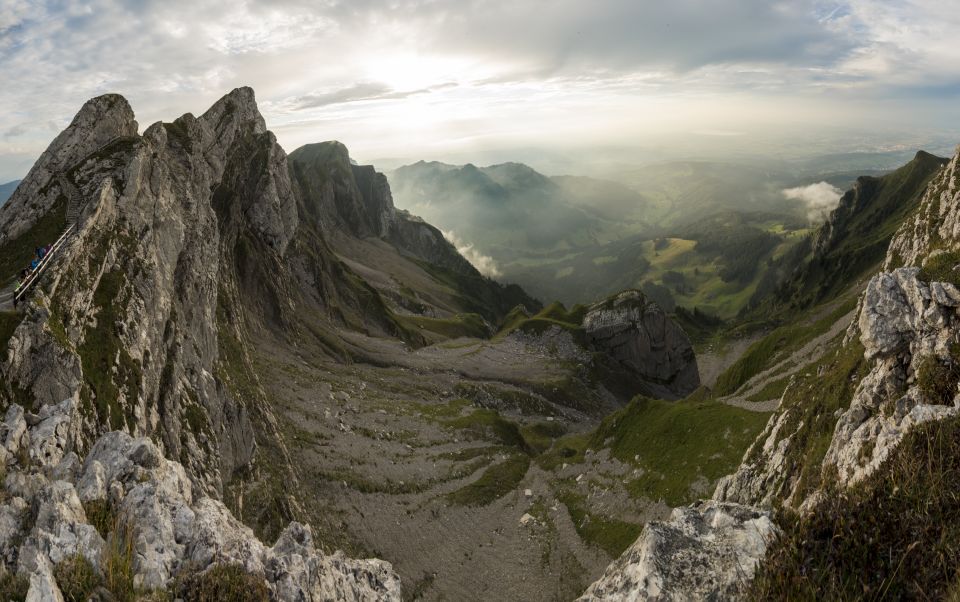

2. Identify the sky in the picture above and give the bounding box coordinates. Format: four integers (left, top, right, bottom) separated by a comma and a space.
1, 0, 959, 181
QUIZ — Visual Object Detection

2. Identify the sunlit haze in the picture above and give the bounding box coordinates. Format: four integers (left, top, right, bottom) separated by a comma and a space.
2, 0, 960, 181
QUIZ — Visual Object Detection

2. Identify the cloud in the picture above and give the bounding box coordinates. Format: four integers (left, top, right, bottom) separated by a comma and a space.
782, 181, 844, 222
441, 229, 502, 278
0, 0, 957, 181
3, 125, 26, 140
279, 82, 458, 110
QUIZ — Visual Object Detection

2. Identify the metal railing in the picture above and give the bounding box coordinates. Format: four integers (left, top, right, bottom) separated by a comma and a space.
2, 135, 138, 310
12, 224, 75, 307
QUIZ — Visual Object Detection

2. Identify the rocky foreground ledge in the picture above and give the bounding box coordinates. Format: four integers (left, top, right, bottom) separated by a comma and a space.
577, 501, 777, 602
0, 399, 401, 601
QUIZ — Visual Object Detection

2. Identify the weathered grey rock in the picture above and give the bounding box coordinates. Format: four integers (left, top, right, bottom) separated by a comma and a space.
859, 270, 923, 360
578, 501, 777, 601
266, 522, 402, 602
1, 403, 27, 459
583, 290, 700, 399
0, 412, 401, 600
0, 496, 29, 565
24, 553, 64, 602
20, 480, 105, 571
713, 407, 793, 508
29, 398, 78, 468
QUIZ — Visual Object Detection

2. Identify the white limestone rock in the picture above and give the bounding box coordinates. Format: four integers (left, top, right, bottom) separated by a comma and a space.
578, 501, 777, 602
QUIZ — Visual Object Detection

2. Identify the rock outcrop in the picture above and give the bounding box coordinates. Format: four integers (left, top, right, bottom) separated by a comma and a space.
584, 290, 700, 399
0, 400, 401, 600
578, 501, 777, 602
287, 141, 540, 320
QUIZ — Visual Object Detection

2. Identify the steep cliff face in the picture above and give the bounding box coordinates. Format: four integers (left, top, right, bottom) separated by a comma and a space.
288, 141, 540, 323
0, 94, 139, 243
745, 150, 947, 317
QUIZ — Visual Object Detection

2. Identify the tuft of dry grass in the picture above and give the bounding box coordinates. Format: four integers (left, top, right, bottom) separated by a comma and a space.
750, 415, 960, 600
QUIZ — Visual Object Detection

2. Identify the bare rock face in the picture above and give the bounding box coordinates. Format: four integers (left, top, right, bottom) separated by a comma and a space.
583, 290, 700, 399
0, 402, 401, 601
0, 94, 138, 242
825, 267, 960, 486
578, 501, 777, 602
288, 142, 476, 275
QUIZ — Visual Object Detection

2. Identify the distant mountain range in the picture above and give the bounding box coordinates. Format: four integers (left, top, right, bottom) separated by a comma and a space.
0, 180, 19, 206
389, 160, 650, 258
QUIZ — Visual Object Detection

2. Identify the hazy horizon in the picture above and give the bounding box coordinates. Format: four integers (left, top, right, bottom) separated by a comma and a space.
2, 1, 960, 182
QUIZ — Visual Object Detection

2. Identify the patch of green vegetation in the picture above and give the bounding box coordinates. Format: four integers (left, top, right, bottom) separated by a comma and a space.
446, 454, 531, 506
915, 347, 960, 405
77, 268, 141, 431
495, 301, 586, 341
0, 196, 67, 287
395, 312, 488, 340
0, 311, 24, 356
673, 305, 724, 344
46, 306, 72, 350
102, 520, 136, 602
745, 375, 792, 402
537, 433, 590, 471
750, 415, 960, 600
919, 249, 960, 286
520, 421, 568, 454
591, 396, 769, 506
0, 570, 28, 602
714, 297, 856, 397
173, 564, 269, 602
444, 409, 531, 452
83, 499, 115, 539
755, 339, 868, 505
557, 489, 642, 558
55, 553, 101, 602
184, 403, 211, 436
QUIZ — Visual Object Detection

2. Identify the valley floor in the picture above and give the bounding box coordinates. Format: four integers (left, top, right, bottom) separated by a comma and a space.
252, 331, 670, 601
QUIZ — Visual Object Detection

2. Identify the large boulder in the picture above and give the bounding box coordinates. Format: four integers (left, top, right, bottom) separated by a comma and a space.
584, 290, 700, 399
578, 501, 777, 601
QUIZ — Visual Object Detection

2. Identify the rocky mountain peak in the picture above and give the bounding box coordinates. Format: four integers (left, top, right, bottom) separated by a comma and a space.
199, 86, 268, 139
0, 93, 139, 241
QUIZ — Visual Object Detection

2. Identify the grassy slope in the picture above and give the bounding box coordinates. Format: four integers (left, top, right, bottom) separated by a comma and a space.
713, 295, 857, 397
751, 415, 960, 600
745, 151, 946, 321
0, 197, 67, 286
590, 396, 771, 507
